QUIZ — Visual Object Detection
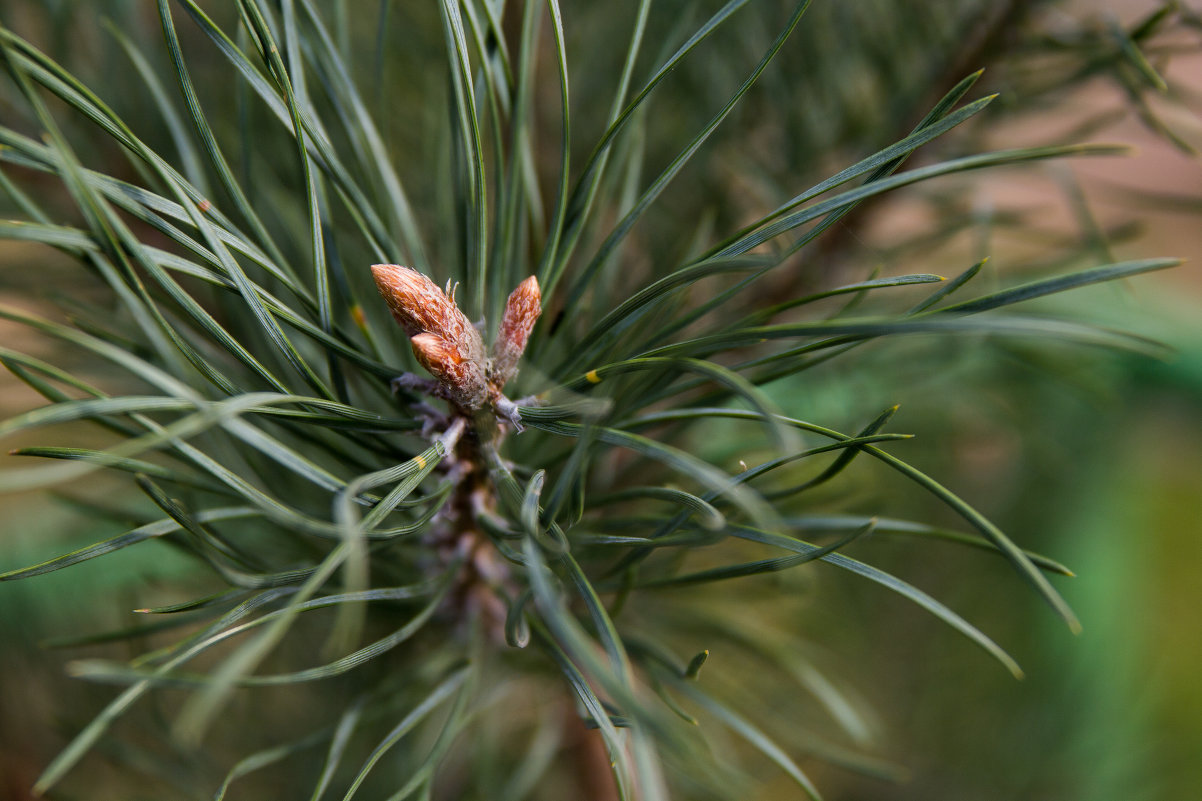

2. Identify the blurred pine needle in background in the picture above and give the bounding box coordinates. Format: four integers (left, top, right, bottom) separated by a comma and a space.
0, 1, 1197, 799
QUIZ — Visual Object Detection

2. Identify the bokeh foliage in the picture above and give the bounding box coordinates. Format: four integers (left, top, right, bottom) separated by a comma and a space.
0, 1, 1197, 799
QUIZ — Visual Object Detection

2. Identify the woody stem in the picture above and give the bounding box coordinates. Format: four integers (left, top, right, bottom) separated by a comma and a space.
430, 413, 512, 638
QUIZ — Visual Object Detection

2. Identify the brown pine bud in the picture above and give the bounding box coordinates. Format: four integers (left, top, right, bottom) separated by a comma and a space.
371, 264, 488, 410
490, 275, 541, 390
410, 332, 489, 409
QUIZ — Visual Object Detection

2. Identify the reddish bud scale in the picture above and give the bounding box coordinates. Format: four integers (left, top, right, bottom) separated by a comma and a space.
372, 264, 542, 420
490, 275, 542, 391
371, 264, 488, 410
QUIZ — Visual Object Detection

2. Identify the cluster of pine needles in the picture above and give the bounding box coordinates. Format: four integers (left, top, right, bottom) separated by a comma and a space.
0, 1, 1189, 798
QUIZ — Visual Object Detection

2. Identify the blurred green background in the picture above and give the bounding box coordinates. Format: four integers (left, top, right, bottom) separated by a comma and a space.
0, 0, 1199, 799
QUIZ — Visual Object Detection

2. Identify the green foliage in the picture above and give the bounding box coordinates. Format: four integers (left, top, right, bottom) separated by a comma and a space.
0, 1, 1188, 799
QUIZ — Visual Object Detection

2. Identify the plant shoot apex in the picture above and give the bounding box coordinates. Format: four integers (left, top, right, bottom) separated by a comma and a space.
371, 265, 542, 421
371, 264, 489, 410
